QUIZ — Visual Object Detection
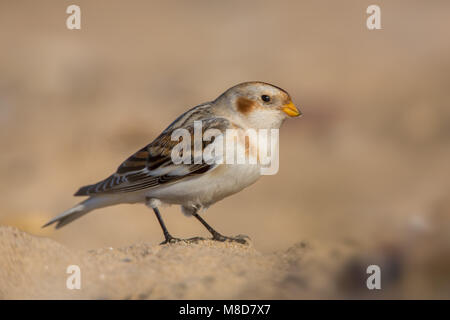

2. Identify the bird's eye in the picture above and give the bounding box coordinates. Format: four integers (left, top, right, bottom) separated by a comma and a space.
261, 95, 271, 102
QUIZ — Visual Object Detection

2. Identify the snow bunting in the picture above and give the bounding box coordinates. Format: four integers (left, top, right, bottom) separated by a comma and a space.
43, 82, 301, 244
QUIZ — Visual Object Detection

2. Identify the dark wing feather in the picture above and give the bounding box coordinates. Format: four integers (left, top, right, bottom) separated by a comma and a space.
74, 117, 229, 196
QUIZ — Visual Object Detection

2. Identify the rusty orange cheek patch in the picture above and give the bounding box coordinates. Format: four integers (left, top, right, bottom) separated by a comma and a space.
237, 97, 256, 115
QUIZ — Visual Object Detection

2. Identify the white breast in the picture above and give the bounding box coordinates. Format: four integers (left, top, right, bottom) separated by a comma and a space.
145, 163, 261, 208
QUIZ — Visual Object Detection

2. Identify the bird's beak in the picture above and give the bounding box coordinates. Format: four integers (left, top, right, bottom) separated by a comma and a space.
281, 101, 301, 117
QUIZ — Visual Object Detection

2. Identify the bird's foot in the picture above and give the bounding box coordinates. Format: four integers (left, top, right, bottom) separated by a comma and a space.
211, 233, 250, 245
160, 234, 185, 245
185, 236, 207, 243
160, 233, 250, 245
160, 235, 208, 245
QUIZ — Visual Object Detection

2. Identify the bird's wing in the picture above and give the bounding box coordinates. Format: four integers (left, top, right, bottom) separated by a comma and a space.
74, 117, 230, 196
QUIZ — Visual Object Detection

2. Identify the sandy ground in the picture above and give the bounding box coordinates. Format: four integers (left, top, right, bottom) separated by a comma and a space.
1, 225, 449, 299
0, 226, 346, 299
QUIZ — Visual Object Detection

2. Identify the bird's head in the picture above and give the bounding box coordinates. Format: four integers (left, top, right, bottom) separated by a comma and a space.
215, 81, 301, 129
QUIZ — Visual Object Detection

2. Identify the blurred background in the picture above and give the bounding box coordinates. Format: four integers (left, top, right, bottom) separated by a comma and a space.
0, 0, 449, 298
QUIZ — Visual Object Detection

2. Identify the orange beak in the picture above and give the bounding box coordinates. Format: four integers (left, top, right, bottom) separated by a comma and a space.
281, 101, 301, 117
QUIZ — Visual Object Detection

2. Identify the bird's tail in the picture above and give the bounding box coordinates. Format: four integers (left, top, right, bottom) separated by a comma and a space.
42, 196, 115, 229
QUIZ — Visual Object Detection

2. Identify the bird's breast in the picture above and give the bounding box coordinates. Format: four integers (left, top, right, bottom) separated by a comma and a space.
146, 163, 261, 207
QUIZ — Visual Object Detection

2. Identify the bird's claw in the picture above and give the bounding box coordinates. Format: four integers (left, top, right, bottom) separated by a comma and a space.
160, 236, 208, 245
160, 236, 184, 245
212, 233, 250, 245
160, 234, 250, 245
185, 236, 207, 243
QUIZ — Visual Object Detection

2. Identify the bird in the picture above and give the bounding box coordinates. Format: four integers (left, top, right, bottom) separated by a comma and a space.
43, 81, 301, 244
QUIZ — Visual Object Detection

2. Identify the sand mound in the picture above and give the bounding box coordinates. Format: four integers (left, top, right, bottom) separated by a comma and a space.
3, 226, 448, 299
1, 226, 364, 299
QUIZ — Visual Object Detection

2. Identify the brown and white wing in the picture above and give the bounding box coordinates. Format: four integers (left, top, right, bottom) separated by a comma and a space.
74, 117, 229, 196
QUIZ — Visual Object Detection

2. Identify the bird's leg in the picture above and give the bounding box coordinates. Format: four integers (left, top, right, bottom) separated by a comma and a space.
192, 212, 249, 245
152, 207, 183, 244
152, 207, 206, 244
